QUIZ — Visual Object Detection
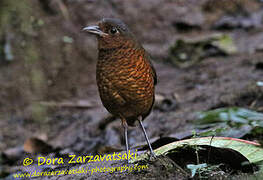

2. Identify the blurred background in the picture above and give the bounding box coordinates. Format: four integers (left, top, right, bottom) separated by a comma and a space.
0, 0, 263, 178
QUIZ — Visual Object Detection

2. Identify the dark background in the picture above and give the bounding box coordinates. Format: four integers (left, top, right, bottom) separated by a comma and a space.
0, 0, 263, 179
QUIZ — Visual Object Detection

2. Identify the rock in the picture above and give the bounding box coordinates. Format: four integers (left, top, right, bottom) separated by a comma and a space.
167, 33, 237, 68
24, 137, 55, 154
213, 11, 263, 30
154, 93, 177, 112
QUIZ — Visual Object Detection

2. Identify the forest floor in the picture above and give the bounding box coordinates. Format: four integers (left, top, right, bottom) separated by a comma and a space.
1, 0, 263, 179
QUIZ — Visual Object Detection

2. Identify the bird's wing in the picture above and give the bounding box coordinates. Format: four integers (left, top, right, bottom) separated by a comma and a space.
146, 53, 157, 85
111, 90, 127, 106
150, 60, 157, 85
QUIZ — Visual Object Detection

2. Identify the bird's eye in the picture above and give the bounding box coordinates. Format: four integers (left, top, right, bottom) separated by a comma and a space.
110, 27, 118, 35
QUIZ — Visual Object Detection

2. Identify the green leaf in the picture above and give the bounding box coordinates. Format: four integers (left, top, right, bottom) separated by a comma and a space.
187, 163, 207, 177
195, 107, 263, 126
212, 34, 237, 54
132, 137, 263, 169
62, 36, 74, 43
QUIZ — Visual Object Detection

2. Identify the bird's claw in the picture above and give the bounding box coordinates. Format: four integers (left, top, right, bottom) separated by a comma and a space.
149, 151, 157, 161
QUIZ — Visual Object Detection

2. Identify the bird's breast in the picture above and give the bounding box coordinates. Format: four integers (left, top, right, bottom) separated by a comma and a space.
97, 49, 153, 92
96, 47, 154, 119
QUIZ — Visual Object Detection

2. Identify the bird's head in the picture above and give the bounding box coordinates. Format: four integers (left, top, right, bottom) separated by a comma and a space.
83, 18, 138, 50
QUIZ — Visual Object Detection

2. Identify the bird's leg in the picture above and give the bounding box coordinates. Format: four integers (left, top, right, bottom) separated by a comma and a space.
138, 116, 156, 158
121, 117, 129, 163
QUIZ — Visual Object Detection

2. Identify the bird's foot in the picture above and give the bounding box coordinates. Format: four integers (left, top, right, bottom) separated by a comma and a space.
149, 151, 157, 161
127, 159, 132, 164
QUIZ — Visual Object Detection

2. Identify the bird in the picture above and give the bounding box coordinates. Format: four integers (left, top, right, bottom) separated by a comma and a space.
83, 18, 157, 159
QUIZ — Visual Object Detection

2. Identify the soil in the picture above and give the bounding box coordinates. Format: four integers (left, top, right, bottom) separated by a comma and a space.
0, 0, 263, 179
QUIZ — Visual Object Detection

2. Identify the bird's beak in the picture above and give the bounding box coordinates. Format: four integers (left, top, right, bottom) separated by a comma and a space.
82, 25, 108, 37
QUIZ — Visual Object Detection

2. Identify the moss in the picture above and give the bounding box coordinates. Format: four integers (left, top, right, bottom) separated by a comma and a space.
24, 43, 39, 65
0, 0, 48, 123
31, 69, 46, 96
0, 0, 32, 32
0, 0, 46, 93
30, 102, 47, 123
